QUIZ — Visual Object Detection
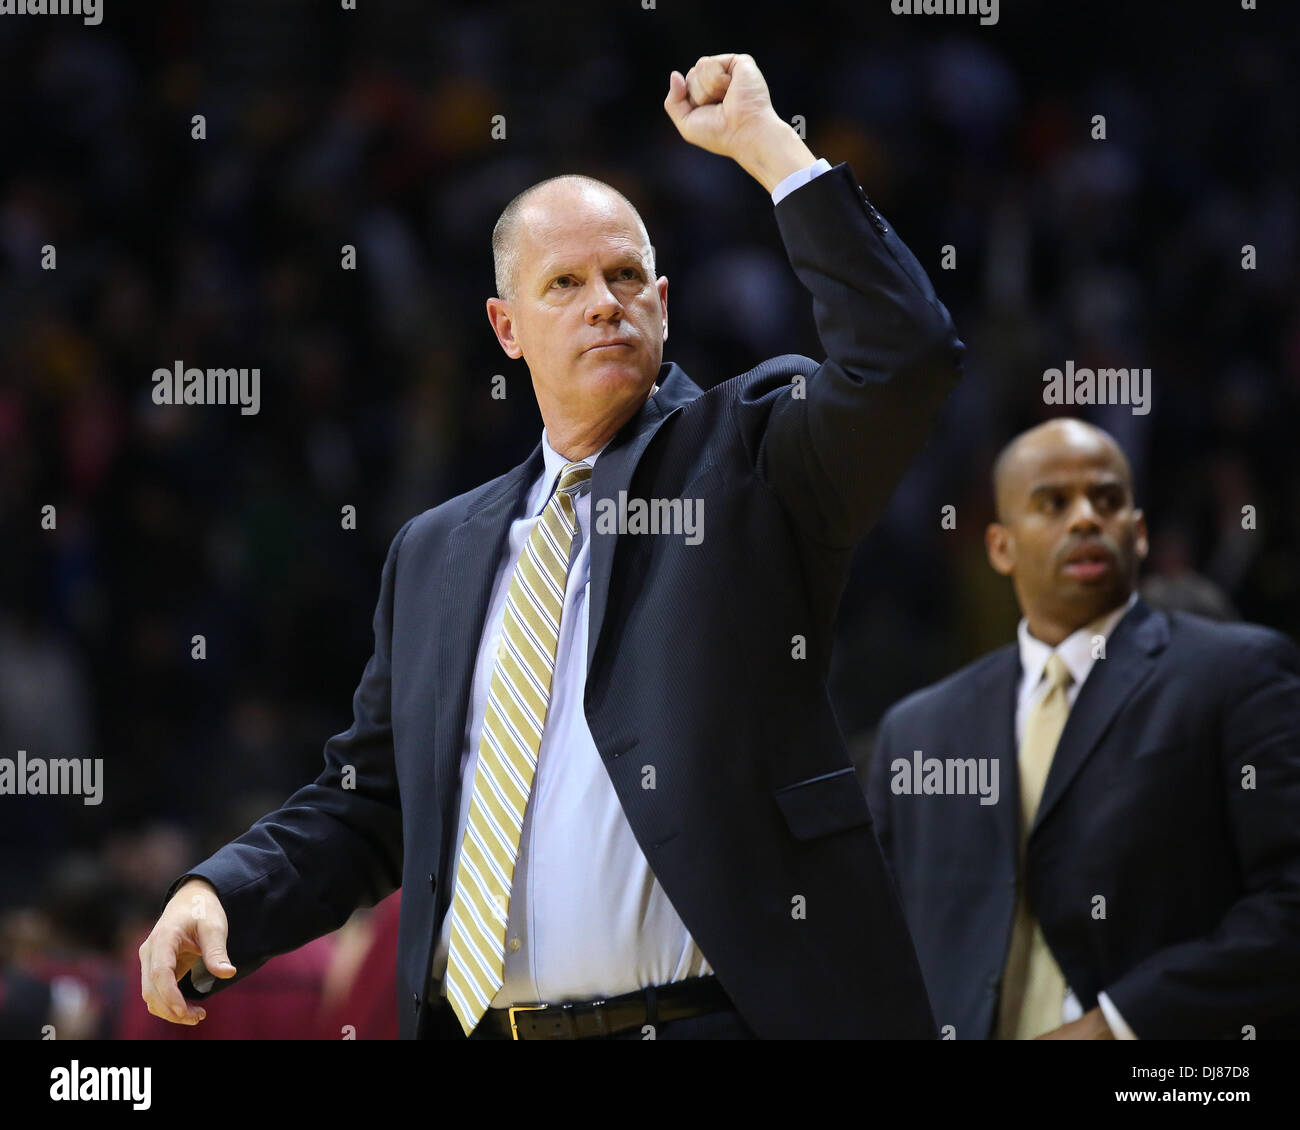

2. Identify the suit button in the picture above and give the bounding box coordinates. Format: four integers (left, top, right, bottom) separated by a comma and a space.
429, 872, 437, 892
413, 993, 421, 1014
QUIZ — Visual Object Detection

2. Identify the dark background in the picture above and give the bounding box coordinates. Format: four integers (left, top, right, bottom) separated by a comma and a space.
0, 0, 1296, 1036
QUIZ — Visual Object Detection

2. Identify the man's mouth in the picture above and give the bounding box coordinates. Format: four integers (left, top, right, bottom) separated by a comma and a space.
1060, 544, 1113, 580
584, 341, 632, 354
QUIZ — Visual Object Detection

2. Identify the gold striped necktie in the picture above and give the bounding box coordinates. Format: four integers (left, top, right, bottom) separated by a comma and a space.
444, 460, 592, 1035
998, 651, 1073, 1039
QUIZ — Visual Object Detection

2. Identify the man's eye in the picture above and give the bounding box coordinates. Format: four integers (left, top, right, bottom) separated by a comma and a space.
551, 276, 572, 288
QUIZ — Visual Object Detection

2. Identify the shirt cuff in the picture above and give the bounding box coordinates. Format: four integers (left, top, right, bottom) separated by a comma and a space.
771, 158, 832, 206
190, 958, 215, 993
1063, 989, 1083, 1023
1097, 990, 1138, 1039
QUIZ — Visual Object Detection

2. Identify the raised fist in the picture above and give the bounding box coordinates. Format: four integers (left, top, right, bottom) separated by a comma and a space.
663, 54, 780, 161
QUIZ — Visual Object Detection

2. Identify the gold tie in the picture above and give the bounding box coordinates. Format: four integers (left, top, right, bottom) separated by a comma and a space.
998, 652, 1072, 1040
443, 460, 592, 1035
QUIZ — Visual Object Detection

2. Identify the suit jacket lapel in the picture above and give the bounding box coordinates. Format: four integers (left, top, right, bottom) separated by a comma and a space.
970, 645, 1022, 863
433, 446, 543, 823
585, 363, 702, 674
1029, 599, 1170, 839
431, 362, 702, 822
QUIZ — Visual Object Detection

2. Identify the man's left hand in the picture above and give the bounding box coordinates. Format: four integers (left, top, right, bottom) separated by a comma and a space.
1035, 1007, 1116, 1040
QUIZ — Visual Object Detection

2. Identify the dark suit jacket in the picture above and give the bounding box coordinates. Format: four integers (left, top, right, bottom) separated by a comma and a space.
867, 597, 1300, 1039
169, 161, 964, 1038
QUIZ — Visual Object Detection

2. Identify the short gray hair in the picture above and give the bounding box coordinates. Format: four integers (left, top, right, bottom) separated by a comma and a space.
492, 174, 655, 301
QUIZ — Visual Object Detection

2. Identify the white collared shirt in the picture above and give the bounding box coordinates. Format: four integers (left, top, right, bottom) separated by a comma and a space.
431, 415, 714, 1006
1014, 589, 1140, 1038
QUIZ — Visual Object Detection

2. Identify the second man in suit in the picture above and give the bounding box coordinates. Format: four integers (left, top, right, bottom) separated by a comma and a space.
868, 417, 1300, 1039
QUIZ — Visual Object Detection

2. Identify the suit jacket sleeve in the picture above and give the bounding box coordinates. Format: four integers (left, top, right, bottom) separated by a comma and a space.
752, 161, 964, 549
167, 517, 415, 1000
1104, 628, 1300, 1038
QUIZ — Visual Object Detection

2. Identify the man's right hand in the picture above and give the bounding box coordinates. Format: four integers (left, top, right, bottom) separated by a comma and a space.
139, 877, 237, 1025
663, 54, 815, 194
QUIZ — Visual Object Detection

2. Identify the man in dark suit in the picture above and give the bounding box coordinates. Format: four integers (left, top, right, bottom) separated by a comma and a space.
867, 418, 1300, 1040
139, 53, 963, 1039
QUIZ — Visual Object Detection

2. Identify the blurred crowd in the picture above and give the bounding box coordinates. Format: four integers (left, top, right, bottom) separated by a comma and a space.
2, 1, 1296, 1036
0, 821, 399, 1039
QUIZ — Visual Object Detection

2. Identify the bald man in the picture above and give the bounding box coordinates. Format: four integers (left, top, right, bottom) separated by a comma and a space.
139, 54, 963, 1039
867, 418, 1300, 1039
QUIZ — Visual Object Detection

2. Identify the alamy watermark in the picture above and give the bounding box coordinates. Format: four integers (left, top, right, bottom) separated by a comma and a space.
50, 1061, 150, 1111
891, 0, 998, 26
1043, 361, 1151, 415
0, 750, 103, 805
890, 750, 999, 806
0, 0, 101, 24
593, 493, 703, 545
152, 361, 260, 416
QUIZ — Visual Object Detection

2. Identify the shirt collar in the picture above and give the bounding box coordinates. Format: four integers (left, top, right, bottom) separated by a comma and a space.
534, 428, 608, 518
1017, 590, 1139, 690
533, 384, 660, 517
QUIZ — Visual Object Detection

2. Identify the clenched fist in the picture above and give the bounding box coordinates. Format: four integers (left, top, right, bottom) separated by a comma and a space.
664, 54, 817, 194
664, 54, 775, 157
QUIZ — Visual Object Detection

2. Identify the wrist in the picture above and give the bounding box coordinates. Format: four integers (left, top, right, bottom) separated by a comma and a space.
733, 116, 817, 194
176, 876, 217, 901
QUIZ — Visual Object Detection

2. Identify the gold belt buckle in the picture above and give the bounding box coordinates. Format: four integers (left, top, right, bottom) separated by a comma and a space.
508, 1003, 547, 1040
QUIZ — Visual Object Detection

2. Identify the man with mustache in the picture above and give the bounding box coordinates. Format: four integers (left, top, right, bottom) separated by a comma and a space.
867, 417, 1300, 1039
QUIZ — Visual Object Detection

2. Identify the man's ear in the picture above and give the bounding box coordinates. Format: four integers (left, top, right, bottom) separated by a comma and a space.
1133, 508, 1149, 563
657, 275, 669, 343
486, 297, 523, 359
986, 522, 1015, 576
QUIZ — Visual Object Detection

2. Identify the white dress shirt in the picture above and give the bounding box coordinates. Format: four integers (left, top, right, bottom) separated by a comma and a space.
431, 161, 832, 1009
1014, 589, 1140, 1038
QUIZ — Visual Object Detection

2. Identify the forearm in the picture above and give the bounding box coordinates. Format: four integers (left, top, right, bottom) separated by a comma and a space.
733, 114, 818, 194
172, 762, 404, 1001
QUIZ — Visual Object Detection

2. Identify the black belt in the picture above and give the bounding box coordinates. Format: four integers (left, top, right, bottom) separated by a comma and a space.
476, 975, 733, 1040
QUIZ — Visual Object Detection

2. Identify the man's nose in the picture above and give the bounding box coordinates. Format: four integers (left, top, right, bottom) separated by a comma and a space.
585, 277, 623, 322
1067, 496, 1101, 532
